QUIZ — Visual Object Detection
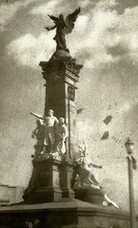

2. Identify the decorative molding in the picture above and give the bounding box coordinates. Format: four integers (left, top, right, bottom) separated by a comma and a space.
39, 57, 83, 83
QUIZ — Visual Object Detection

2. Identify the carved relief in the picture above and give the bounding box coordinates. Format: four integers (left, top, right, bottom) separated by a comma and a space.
68, 86, 75, 101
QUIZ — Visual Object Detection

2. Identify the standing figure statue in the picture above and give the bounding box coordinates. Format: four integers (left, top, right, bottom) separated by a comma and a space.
55, 117, 68, 155
31, 109, 59, 153
45, 8, 81, 52
32, 119, 44, 157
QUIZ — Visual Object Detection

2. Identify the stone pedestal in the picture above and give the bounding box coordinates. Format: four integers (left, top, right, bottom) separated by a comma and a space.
23, 157, 62, 203
23, 157, 76, 203
60, 161, 75, 199
73, 187, 104, 205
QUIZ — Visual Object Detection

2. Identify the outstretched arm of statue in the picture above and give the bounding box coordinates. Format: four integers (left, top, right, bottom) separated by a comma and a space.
89, 163, 102, 169
30, 112, 44, 120
45, 25, 56, 31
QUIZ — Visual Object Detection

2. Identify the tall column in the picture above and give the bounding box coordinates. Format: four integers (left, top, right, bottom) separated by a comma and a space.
40, 56, 83, 159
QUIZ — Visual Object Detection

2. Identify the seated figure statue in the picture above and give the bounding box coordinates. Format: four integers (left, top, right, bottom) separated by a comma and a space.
73, 142, 120, 209
74, 142, 102, 189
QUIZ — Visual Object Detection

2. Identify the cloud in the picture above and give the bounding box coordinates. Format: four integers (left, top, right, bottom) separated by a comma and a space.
29, 0, 91, 16
95, 0, 118, 10
5, 0, 138, 70
29, 0, 63, 16
6, 32, 55, 68
118, 102, 132, 114
68, 1, 138, 69
0, 0, 35, 31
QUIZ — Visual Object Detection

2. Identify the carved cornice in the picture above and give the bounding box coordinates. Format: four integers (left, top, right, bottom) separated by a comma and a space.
39, 57, 83, 84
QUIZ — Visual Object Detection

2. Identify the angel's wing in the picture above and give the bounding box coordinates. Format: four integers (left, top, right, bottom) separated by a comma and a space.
64, 7, 81, 34
48, 15, 59, 24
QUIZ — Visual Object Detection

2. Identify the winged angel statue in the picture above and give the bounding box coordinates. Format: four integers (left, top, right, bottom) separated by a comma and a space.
45, 8, 81, 52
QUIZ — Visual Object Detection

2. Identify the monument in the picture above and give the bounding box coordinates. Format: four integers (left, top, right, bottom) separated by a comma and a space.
22, 8, 82, 204
0, 7, 137, 228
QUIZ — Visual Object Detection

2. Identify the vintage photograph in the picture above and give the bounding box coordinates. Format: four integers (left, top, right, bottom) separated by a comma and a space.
0, 0, 138, 227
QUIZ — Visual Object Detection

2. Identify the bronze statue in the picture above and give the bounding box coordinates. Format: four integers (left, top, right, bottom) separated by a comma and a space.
45, 8, 81, 52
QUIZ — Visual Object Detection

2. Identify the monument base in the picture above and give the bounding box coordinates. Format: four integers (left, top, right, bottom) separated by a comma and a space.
74, 187, 104, 205
23, 157, 75, 203
23, 157, 63, 203
0, 199, 137, 228
23, 187, 62, 203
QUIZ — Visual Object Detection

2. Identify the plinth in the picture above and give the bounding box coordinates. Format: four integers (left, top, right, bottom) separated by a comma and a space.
0, 200, 137, 228
74, 187, 105, 205
60, 161, 75, 199
23, 156, 75, 203
23, 157, 62, 203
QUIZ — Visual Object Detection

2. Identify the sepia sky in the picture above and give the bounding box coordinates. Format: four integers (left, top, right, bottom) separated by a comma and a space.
0, 0, 138, 211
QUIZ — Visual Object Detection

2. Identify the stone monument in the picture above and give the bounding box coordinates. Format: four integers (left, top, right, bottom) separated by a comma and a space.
22, 7, 82, 203
0, 7, 137, 228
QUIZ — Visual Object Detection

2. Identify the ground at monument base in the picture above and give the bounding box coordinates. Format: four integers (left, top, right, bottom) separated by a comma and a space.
0, 199, 137, 228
